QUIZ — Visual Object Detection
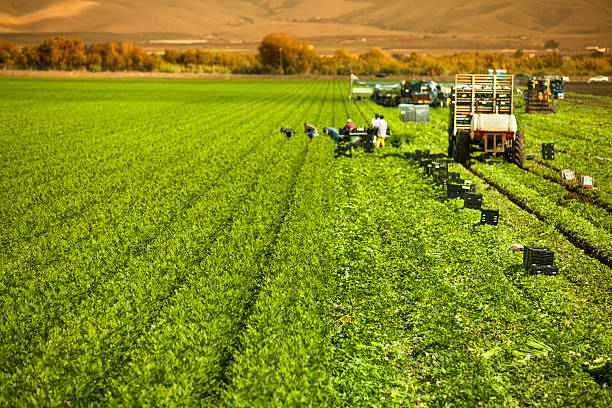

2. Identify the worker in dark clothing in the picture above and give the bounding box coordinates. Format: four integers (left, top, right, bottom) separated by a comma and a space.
280, 127, 295, 138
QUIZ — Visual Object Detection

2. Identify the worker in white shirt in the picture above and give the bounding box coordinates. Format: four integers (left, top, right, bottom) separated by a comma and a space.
376, 115, 388, 149
370, 113, 380, 145
371, 113, 380, 128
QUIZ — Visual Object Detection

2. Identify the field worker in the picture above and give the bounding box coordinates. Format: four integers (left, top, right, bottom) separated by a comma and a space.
376, 115, 388, 149
345, 119, 356, 130
323, 127, 340, 144
371, 113, 380, 128
304, 122, 318, 138
280, 127, 295, 138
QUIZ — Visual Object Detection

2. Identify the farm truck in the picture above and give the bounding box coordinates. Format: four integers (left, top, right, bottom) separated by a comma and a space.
448, 74, 525, 167
524, 77, 556, 113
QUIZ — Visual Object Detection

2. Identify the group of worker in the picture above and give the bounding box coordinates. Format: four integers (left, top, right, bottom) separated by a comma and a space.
279, 114, 388, 150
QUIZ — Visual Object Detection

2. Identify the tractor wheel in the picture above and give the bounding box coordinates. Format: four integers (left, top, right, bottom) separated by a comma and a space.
454, 131, 471, 167
447, 134, 455, 158
512, 130, 526, 167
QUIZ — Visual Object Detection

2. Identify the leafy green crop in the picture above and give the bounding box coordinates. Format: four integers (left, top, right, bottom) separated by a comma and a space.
0, 77, 610, 407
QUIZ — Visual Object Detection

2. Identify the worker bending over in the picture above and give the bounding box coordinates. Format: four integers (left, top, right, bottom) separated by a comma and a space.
304, 123, 318, 138
323, 127, 340, 144
280, 127, 295, 138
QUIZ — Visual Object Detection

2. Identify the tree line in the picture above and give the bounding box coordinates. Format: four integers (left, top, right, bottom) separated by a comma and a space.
1, 34, 610, 76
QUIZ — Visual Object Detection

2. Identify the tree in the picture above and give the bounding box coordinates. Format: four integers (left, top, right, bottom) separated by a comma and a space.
513, 49, 524, 58
257, 33, 315, 74
0, 38, 20, 68
544, 39, 559, 49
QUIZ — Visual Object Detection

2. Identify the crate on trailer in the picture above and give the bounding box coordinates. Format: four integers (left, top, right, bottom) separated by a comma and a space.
335, 143, 352, 158
579, 175, 594, 188
559, 169, 575, 181
542, 143, 555, 160
530, 265, 559, 275
523, 246, 555, 270
480, 209, 499, 225
463, 192, 483, 210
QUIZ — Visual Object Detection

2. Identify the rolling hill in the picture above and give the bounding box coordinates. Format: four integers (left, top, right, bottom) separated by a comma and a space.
0, 0, 611, 50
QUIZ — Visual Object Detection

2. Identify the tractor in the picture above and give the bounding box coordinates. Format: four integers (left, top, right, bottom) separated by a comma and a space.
448, 74, 525, 167
524, 77, 556, 113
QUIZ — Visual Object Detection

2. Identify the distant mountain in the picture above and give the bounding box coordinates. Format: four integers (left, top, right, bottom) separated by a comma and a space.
1, 0, 611, 48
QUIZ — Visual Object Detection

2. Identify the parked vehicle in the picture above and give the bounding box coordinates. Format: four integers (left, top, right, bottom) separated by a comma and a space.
588, 76, 609, 83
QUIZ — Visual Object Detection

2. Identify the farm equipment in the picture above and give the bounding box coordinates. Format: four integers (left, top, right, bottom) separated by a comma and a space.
549, 76, 565, 99
401, 81, 449, 107
338, 126, 390, 152
372, 80, 450, 107
525, 78, 556, 113
372, 83, 402, 106
448, 74, 525, 167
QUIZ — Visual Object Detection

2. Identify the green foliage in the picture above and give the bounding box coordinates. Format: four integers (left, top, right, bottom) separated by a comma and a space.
0, 77, 611, 407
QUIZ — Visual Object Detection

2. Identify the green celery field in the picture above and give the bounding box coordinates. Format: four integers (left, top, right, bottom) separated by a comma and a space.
1, 77, 611, 407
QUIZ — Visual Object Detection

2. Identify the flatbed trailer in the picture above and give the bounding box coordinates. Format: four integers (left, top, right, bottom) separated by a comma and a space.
448, 74, 525, 166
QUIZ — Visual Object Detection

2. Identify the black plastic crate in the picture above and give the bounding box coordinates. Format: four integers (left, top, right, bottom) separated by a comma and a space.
335, 143, 352, 158
463, 192, 483, 210
364, 139, 375, 153
523, 246, 555, 270
530, 265, 559, 275
542, 143, 555, 160
480, 209, 499, 225
523, 246, 553, 269
446, 183, 464, 199
461, 185, 476, 198
414, 150, 422, 160
434, 172, 449, 185
447, 172, 461, 182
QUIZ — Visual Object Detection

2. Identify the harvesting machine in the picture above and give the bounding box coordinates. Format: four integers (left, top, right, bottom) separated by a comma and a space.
524, 77, 556, 113
448, 74, 525, 167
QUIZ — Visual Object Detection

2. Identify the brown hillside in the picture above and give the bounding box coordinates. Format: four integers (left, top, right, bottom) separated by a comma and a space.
0, 0, 610, 50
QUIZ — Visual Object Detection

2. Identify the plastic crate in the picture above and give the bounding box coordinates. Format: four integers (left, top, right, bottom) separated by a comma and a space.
523, 246, 554, 270
335, 143, 352, 158
446, 183, 464, 199
364, 139, 375, 153
463, 192, 483, 210
542, 143, 555, 160
530, 265, 559, 275
447, 172, 461, 182
480, 209, 499, 225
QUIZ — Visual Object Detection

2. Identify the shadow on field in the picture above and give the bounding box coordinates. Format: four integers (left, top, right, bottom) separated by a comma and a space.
503, 264, 527, 278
